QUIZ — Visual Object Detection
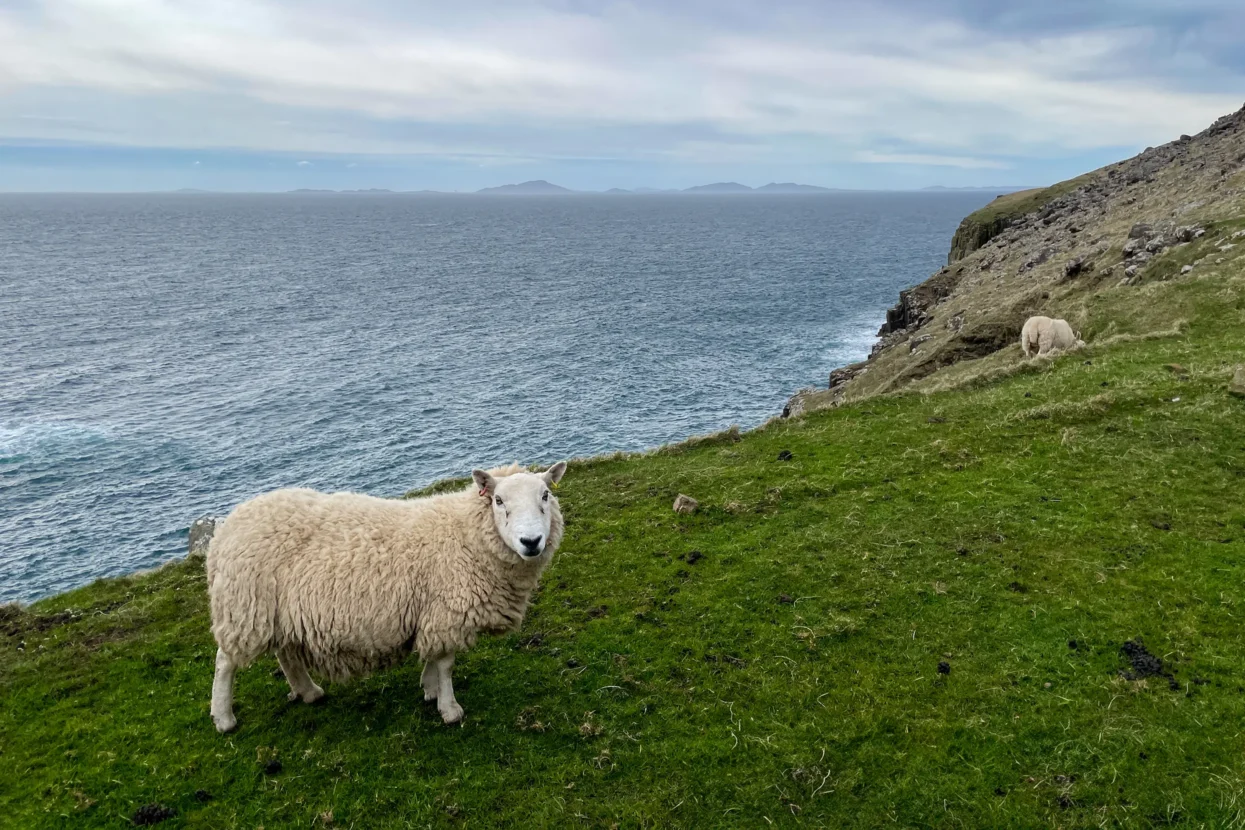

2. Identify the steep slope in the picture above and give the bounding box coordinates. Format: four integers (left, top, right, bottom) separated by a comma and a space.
790, 104, 1245, 414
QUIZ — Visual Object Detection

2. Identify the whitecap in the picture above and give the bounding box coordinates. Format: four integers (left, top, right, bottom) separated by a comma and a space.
0, 422, 112, 461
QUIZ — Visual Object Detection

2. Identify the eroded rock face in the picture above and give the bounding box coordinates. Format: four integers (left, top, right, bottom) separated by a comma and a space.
877, 266, 965, 336
188, 516, 218, 556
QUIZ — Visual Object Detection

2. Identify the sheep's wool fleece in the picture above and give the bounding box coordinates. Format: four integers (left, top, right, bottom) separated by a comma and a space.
1021, 316, 1079, 356
207, 465, 562, 681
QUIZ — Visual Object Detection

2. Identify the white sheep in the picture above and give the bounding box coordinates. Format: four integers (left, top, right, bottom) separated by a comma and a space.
207, 461, 567, 732
1020, 315, 1084, 357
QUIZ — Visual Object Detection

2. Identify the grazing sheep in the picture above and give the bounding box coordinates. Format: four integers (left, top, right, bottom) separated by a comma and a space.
1020, 316, 1085, 357
207, 461, 567, 733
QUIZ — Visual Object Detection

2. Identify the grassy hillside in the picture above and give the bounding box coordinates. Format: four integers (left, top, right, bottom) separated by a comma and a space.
791, 105, 1245, 413
4, 296, 1245, 826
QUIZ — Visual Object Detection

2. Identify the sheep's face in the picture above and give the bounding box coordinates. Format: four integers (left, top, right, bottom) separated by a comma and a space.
473, 462, 567, 560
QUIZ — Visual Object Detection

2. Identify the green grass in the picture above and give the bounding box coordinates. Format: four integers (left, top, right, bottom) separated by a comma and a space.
5, 306, 1245, 827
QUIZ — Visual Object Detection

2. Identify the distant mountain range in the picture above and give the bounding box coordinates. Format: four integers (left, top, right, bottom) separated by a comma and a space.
473, 180, 848, 195
227, 181, 1040, 196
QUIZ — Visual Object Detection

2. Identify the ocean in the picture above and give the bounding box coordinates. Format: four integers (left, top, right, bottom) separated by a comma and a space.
0, 191, 995, 602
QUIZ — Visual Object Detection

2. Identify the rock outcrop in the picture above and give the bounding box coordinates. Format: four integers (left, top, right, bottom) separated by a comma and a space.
188, 516, 218, 556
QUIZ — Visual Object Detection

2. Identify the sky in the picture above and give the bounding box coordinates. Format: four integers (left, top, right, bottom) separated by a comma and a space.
1, 0, 1243, 192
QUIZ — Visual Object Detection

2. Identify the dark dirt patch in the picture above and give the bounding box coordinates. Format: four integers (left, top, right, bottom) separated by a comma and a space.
132, 803, 175, 825
264, 759, 283, 775
777, 594, 795, 604
586, 605, 608, 619
1121, 640, 1165, 677
1121, 640, 1179, 688
1007, 582, 1028, 593
193, 790, 212, 802
517, 632, 544, 649
937, 661, 951, 675
1068, 640, 1079, 650
682, 551, 703, 565
777, 450, 794, 461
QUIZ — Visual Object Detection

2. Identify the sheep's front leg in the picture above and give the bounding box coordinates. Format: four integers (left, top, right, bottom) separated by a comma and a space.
211, 648, 238, 733
435, 653, 463, 724
420, 660, 440, 702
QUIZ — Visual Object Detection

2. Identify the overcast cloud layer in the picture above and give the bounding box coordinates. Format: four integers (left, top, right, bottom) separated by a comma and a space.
1, 0, 1243, 191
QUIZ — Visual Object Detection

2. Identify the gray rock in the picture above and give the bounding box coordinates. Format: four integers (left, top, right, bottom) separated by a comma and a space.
828, 361, 868, 389
1181, 264, 1194, 274
1231, 366, 1245, 398
673, 494, 699, 514
1128, 222, 1155, 240
188, 516, 219, 556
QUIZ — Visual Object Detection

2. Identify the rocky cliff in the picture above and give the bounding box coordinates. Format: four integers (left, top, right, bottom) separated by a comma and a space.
789, 104, 1245, 415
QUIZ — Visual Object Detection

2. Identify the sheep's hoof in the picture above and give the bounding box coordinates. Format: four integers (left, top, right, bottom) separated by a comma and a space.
423, 690, 437, 702
289, 686, 325, 704
439, 701, 464, 725
213, 713, 237, 733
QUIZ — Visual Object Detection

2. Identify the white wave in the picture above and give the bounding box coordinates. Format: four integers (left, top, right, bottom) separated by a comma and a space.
0, 422, 112, 459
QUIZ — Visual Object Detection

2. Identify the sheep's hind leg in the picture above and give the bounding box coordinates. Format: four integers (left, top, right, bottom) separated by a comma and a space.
211, 648, 239, 733
435, 653, 463, 724
278, 648, 324, 704
420, 660, 440, 702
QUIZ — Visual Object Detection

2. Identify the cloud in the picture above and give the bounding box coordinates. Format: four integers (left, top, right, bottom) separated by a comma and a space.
0, 0, 1241, 181
296, 160, 312, 166
191, 160, 200, 166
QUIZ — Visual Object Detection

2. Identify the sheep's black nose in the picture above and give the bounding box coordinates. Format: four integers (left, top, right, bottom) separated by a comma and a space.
520, 535, 543, 554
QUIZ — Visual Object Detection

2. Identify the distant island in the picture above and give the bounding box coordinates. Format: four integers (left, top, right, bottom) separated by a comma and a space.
228, 182, 1043, 197
476, 180, 574, 195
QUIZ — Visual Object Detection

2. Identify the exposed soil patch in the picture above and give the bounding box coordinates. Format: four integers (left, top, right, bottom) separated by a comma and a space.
1121, 639, 1179, 689
681, 551, 704, 565
132, 803, 174, 825
777, 450, 794, 461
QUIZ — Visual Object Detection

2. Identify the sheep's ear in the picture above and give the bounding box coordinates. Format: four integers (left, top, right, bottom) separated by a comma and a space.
472, 469, 495, 496
542, 461, 567, 485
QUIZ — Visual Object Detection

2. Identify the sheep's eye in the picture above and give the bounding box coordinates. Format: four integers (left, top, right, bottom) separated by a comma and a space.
542, 491, 550, 502
494, 496, 503, 506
